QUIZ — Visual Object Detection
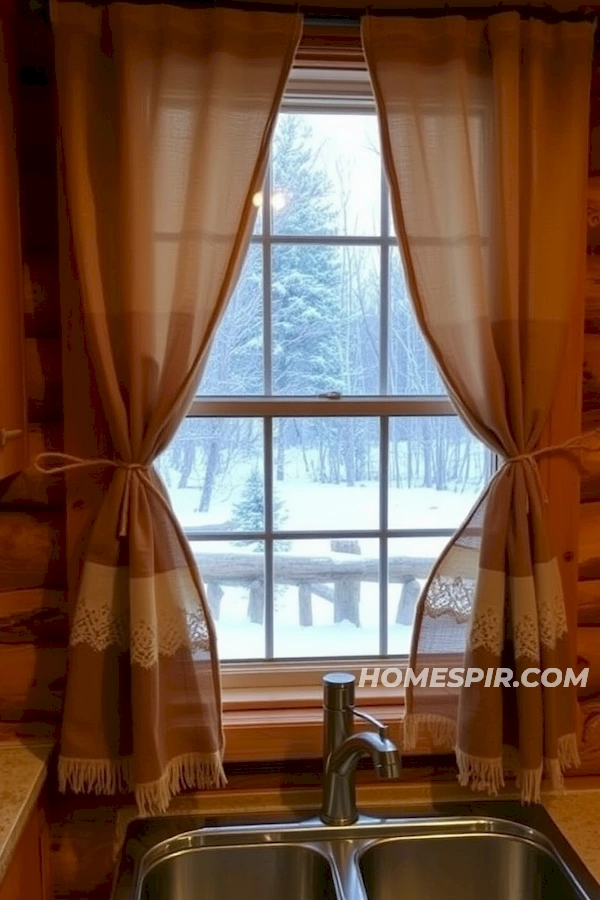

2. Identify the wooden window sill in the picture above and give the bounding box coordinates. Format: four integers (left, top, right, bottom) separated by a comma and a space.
222, 684, 406, 762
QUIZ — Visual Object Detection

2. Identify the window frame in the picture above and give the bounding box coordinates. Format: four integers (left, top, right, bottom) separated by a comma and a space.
165, 59, 581, 762
177, 67, 492, 690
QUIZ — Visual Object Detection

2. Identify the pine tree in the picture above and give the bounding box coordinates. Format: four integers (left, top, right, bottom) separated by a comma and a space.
232, 469, 289, 550
271, 115, 343, 397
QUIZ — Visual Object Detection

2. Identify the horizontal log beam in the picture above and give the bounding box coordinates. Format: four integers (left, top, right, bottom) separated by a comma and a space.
576, 627, 600, 699
0, 589, 67, 644
577, 696, 600, 775
0, 644, 66, 721
578, 581, 600, 625
578, 502, 600, 580
25, 337, 62, 423
0, 511, 66, 590
0, 465, 65, 510
197, 553, 433, 584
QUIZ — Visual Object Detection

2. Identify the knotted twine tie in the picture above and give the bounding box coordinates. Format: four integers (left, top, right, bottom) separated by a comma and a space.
34, 429, 598, 538
33, 452, 175, 537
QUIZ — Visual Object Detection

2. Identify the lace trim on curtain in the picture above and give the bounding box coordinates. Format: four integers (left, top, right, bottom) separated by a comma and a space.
70, 563, 211, 667
424, 575, 474, 623
422, 569, 568, 658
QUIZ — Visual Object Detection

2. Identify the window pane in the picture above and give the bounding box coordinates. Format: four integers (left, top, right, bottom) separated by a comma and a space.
388, 246, 445, 395
158, 417, 264, 531
272, 113, 381, 237
387, 536, 443, 655
194, 539, 265, 660
272, 245, 380, 396
273, 538, 379, 658
199, 244, 263, 396
388, 417, 488, 530
273, 417, 379, 531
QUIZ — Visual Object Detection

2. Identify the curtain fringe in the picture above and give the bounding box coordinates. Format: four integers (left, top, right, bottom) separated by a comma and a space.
456, 748, 506, 796
58, 755, 132, 795
135, 752, 227, 816
544, 732, 581, 795
515, 765, 543, 804
403, 713, 456, 750
58, 751, 226, 815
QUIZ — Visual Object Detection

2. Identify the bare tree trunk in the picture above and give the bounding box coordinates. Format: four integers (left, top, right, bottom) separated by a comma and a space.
276, 421, 285, 482
177, 442, 195, 489
343, 421, 356, 487
199, 439, 220, 512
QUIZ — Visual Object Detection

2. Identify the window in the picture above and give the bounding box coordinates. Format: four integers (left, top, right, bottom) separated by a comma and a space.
159, 70, 491, 667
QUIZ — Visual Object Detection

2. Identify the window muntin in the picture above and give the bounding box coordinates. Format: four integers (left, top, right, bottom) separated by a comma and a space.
158, 85, 491, 665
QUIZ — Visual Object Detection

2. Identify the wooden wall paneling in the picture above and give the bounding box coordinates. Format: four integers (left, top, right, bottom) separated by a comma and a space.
583, 332, 600, 428
0, 0, 27, 479
577, 697, 600, 774
0, 466, 64, 510
48, 797, 118, 900
0, 799, 51, 900
576, 626, 600, 699
0, 644, 66, 723
0, 589, 67, 644
577, 166, 600, 771
579, 501, 600, 580
0, 511, 65, 591
578, 580, 600, 624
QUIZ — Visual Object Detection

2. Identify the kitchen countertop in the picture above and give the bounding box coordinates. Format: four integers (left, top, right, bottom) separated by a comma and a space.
2, 740, 600, 891
544, 782, 600, 884
114, 774, 600, 888
0, 741, 53, 883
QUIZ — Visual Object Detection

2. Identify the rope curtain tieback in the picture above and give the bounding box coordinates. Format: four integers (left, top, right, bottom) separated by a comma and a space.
490, 429, 600, 505
34, 431, 600, 535
33, 452, 169, 537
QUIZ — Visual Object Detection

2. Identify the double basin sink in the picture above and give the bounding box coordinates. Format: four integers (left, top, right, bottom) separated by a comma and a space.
112, 801, 600, 900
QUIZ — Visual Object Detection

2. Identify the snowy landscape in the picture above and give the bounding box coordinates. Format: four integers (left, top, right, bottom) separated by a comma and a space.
157, 110, 489, 661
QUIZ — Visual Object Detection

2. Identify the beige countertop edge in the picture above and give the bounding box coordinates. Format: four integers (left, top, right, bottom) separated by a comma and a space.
0, 741, 53, 884
2, 742, 599, 889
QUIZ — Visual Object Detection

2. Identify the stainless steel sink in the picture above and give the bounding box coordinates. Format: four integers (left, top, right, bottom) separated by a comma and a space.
359, 831, 579, 900
112, 801, 600, 900
139, 844, 337, 900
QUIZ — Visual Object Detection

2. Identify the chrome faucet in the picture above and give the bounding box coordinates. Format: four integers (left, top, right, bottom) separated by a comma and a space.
320, 672, 401, 826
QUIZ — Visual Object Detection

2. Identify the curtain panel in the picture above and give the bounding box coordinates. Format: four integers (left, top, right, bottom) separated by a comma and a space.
363, 12, 594, 801
48, 0, 301, 815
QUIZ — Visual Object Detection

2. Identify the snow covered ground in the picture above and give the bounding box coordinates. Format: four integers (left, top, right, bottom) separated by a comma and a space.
158, 455, 484, 661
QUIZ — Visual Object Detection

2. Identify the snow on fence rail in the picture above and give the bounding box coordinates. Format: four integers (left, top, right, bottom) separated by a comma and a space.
194, 550, 435, 628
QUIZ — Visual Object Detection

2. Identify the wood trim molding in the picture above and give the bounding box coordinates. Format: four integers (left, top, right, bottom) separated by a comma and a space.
295, 23, 365, 69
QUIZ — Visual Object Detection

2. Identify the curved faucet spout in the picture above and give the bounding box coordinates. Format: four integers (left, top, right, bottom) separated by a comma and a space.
320, 673, 401, 827
327, 731, 401, 781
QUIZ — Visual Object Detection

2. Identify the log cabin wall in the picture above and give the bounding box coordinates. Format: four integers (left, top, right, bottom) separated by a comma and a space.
577, 61, 600, 773
0, 8, 65, 742
0, 5, 76, 899
2, 5, 600, 898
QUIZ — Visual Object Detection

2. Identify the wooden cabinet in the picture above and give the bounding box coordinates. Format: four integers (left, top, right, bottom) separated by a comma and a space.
0, 2, 27, 479
0, 799, 50, 900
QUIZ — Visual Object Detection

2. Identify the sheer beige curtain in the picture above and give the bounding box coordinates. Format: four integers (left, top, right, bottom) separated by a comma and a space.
48, 1, 300, 815
363, 12, 593, 801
